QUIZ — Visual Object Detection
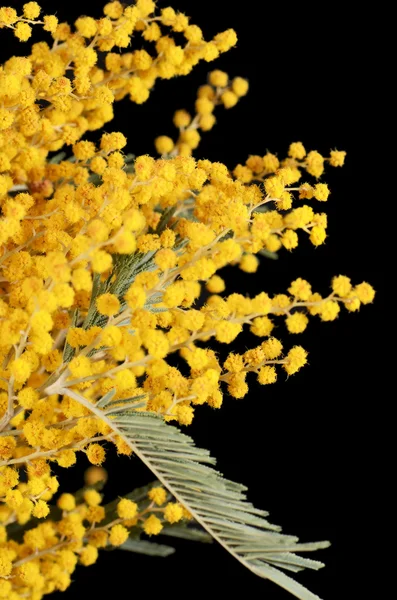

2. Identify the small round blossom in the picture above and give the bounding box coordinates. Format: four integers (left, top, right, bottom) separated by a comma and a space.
155, 136, 174, 154
284, 346, 308, 375
117, 499, 138, 519
32, 500, 50, 518
143, 514, 163, 536
109, 524, 129, 546
96, 293, 120, 316
289, 142, 306, 160
329, 150, 346, 167
288, 278, 312, 301
148, 487, 167, 506
80, 545, 99, 566
354, 282, 375, 304
257, 366, 277, 385
23, 2, 41, 19
285, 312, 309, 333
332, 275, 352, 297
164, 502, 184, 523
86, 444, 106, 466
313, 183, 330, 201
57, 494, 76, 511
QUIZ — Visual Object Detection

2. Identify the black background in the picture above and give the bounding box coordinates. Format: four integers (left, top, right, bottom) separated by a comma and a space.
1, 2, 384, 599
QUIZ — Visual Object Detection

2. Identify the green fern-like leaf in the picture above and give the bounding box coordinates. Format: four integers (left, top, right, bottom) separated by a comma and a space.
115, 537, 175, 557
61, 386, 329, 600
112, 413, 328, 600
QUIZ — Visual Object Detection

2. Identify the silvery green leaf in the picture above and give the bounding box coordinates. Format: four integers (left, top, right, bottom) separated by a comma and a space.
160, 525, 212, 543
62, 309, 78, 363
96, 388, 116, 409
152, 206, 177, 234
49, 151, 67, 164
259, 249, 279, 260
252, 204, 271, 213
96, 410, 330, 600
104, 394, 147, 414
118, 537, 175, 557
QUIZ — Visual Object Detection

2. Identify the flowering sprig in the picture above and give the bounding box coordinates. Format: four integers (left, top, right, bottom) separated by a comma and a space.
0, 2, 375, 599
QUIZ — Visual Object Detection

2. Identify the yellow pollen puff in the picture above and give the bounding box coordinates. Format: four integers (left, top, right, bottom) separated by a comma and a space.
101, 325, 122, 346
285, 312, 309, 333
5, 489, 23, 509
176, 404, 194, 425
109, 523, 129, 546
306, 150, 324, 178
329, 150, 346, 167
154, 136, 174, 154
354, 282, 375, 304
314, 183, 330, 201
164, 502, 184, 523
148, 486, 167, 505
57, 494, 76, 511
0, 436, 16, 461
232, 76, 249, 97
80, 545, 99, 566
221, 90, 238, 108
299, 183, 314, 199
23, 2, 41, 19
73, 140, 96, 160
332, 275, 352, 297
288, 142, 306, 160
143, 514, 163, 535
0, 6, 18, 24
227, 372, 248, 398
319, 300, 340, 321
310, 225, 327, 246
86, 443, 106, 466
173, 109, 191, 128
83, 489, 102, 507
91, 250, 113, 273
344, 292, 361, 312
262, 337, 283, 359
17, 387, 39, 409
155, 248, 177, 270
30, 310, 53, 333
239, 254, 259, 273
206, 275, 225, 293
100, 131, 127, 152
257, 365, 277, 385
90, 156, 107, 174
195, 97, 215, 115
284, 345, 308, 375
0, 555, 12, 577
43, 14, 58, 33
10, 357, 32, 383
14, 22, 32, 41
288, 278, 312, 301
96, 293, 120, 316
224, 353, 244, 373
265, 176, 284, 198
75, 16, 98, 38
69, 355, 92, 377
209, 69, 228, 87
282, 230, 299, 250
32, 499, 50, 518
250, 316, 274, 337
117, 498, 138, 519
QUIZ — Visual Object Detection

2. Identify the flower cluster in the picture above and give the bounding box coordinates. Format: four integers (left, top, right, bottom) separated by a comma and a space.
0, 476, 185, 596
0, 2, 375, 598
